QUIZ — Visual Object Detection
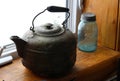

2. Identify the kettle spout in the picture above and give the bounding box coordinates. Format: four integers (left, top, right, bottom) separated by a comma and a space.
10, 36, 27, 58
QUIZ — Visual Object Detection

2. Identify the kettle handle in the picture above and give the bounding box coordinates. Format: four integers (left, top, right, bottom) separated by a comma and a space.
47, 6, 69, 12
30, 6, 70, 32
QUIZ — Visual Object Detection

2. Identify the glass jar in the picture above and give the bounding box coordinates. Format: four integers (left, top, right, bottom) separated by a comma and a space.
77, 12, 98, 52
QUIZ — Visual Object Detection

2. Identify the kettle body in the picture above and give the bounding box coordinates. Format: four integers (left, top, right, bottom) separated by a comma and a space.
11, 24, 76, 77
10, 6, 77, 77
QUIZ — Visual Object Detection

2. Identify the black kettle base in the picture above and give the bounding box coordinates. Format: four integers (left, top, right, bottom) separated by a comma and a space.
22, 59, 74, 78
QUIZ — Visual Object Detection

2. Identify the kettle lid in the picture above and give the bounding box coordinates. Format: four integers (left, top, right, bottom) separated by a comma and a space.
34, 23, 65, 36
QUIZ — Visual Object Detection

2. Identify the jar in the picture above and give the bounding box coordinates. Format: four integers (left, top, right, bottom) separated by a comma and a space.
77, 12, 98, 52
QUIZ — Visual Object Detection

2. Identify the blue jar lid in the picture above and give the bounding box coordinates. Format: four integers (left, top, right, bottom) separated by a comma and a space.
81, 12, 96, 21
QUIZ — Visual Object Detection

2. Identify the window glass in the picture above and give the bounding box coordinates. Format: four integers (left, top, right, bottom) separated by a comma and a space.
0, 0, 66, 46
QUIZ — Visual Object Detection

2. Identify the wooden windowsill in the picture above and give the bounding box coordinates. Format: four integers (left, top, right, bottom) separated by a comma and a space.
0, 46, 120, 81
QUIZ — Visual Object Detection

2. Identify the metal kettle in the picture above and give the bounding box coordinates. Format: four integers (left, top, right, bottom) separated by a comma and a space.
10, 6, 76, 77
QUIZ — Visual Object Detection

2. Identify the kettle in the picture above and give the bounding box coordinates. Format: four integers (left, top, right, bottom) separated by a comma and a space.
10, 6, 76, 77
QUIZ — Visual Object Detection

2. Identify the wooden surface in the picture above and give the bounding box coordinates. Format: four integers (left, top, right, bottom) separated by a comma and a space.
0, 46, 120, 81
83, 0, 118, 50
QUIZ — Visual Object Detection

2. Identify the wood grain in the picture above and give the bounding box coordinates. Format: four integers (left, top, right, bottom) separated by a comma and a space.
0, 46, 120, 81
118, 0, 120, 51
117, 0, 120, 51
83, 0, 118, 50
